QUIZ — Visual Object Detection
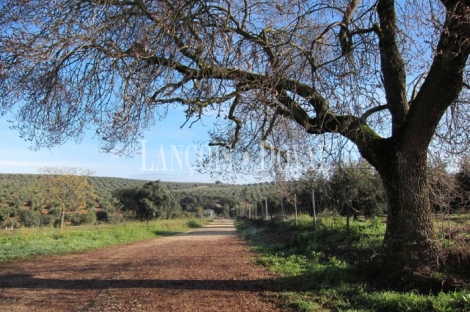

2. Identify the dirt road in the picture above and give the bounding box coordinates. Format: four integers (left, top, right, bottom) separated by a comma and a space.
0, 220, 284, 311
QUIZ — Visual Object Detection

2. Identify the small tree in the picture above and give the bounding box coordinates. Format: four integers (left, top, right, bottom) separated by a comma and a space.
36, 167, 96, 229
19, 209, 41, 227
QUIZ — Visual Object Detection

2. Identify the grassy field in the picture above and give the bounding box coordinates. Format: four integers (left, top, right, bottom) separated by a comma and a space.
237, 214, 470, 312
0, 218, 210, 262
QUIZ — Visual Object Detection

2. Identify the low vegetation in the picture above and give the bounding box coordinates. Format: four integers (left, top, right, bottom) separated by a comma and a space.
237, 214, 470, 312
0, 218, 210, 261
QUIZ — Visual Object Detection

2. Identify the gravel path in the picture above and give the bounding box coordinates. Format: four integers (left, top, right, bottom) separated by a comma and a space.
0, 220, 285, 311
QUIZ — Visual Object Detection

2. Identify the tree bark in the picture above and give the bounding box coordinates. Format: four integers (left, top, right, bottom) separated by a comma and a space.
60, 204, 65, 230
375, 142, 441, 272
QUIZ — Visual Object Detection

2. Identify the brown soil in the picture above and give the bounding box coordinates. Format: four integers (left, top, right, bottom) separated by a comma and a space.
0, 220, 287, 312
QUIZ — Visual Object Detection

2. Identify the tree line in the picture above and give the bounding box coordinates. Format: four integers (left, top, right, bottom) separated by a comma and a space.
3, 155, 470, 229
242, 157, 470, 220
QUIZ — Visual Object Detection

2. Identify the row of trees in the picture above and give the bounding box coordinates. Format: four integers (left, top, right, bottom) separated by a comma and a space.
1, 170, 247, 228
244, 157, 470, 220
3, 156, 470, 227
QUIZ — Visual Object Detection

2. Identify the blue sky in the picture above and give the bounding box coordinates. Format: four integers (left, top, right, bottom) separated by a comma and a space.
0, 109, 222, 182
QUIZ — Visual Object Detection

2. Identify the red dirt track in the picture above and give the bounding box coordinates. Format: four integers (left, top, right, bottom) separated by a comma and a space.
0, 220, 286, 311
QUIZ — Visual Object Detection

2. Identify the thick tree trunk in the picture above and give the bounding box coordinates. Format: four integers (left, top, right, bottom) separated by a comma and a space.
375, 147, 441, 272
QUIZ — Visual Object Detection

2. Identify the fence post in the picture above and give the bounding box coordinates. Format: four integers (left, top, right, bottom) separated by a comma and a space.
312, 189, 317, 229
265, 197, 269, 221
345, 192, 350, 236
281, 197, 284, 222
294, 194, 298, 226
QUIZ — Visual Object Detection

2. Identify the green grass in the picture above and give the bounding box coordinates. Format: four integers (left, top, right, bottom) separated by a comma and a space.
0, 218, 211, 261
237, 214, 470, 312
186, 219, 205, 228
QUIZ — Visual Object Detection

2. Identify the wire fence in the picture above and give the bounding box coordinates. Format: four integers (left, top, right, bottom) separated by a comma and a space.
236, 189, 470, 244
239, 191, 356, 219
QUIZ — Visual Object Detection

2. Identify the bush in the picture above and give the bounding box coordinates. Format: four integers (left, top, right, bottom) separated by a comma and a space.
19, 209, 41, 227
187, 219, 202, 228
40, 214, 54, 227
30, 198, 43, 211
99, 200, 113, 211
107, 214, 124, 224
86, 200, 96, 210
71, 210, 97, 225
0, 207, 13, 221
82, 209, 97, 224
70, 213, 83, 225
48, 206, 61, 216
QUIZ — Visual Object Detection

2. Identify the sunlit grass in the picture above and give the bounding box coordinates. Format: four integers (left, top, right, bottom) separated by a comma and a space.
0, 218, 210, 261
237, 214, 470, 312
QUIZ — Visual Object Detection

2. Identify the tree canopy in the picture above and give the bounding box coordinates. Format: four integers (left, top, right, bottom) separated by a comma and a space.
1, 0, 469, 271
0, 0, 466, 158
114, 180, 179, 220
35, 167, 96, 229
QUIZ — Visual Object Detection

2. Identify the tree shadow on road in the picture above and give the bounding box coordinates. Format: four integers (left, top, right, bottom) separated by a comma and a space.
0, 271, 345, 293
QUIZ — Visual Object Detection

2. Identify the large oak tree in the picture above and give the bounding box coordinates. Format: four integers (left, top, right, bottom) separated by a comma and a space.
0, 0, 469, 271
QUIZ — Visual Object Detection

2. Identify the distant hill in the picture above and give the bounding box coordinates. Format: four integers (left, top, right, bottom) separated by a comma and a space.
0, 173, 275, 228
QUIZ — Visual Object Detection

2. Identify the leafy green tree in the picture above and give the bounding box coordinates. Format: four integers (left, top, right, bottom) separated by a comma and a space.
221, 204, 230, 218
13, 197, 24, 210
112, 187, 140, 217
136, 181, 179, 220
114, 181, 179, 220
40, 214, 54, 227
30, 196, 43, 212
329, 161, 386, 218
19, 209, 41, 227
82, 209, 97, 225
0, 207, 13, 222
179, 194, 198, 211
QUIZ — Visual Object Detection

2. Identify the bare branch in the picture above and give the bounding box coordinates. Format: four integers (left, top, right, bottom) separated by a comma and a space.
361, 105, 389, 122
228, 95, 243, 149
339, 0, 360, 57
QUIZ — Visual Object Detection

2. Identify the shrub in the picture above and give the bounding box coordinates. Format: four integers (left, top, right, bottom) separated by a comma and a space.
0, 207, 13, 221
40, 214, 54, 227
107, 214, 124, 224
187, 219, 202, 228
82, 209, 97, 224
48, 206, 61, 216
19, 209, 41, 227
71, 210, 97, 225
70, 213, 83, 225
